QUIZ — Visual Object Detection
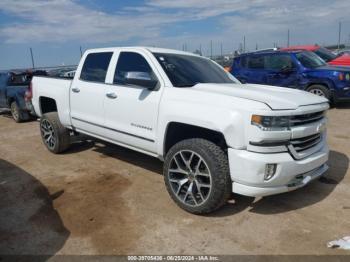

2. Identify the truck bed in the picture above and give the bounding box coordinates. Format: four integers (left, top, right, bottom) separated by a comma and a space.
31, 76, 72, 125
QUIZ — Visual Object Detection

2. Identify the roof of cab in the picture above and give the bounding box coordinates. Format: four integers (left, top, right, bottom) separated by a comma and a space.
236, 49, 303, 57
85, 46, 200, 57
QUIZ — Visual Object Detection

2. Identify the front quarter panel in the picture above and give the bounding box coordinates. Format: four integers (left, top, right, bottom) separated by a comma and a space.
156, 87, 270, 157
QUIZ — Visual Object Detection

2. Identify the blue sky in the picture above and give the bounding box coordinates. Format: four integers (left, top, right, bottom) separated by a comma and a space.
0, 0, 350, 69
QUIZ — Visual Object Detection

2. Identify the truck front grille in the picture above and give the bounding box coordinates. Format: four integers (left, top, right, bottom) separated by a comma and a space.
290, 111, 325, 126
290, 133, 322, 152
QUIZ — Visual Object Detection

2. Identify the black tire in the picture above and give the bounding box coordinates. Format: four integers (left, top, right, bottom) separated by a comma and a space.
10, 101, 29, 123
163, 138, 231, 214
307, 85, 331, 101
40, 112, 70, 154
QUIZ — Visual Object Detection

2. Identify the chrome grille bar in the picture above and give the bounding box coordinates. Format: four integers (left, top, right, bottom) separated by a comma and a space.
290, 133, 322, 152
290, 111, 325, 126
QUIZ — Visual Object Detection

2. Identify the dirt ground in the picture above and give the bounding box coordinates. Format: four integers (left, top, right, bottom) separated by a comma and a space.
0, 105, 349, 256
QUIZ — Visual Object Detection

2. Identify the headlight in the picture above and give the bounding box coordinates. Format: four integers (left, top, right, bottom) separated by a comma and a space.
338, 72, 350, 81
346, 73, 350, 81
251, 115, 290, 131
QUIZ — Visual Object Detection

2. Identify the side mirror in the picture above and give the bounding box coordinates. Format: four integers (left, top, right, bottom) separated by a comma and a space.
124, 71, 158, 90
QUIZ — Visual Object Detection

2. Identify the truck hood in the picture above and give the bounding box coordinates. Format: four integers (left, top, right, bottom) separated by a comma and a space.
191, 83, 328, 110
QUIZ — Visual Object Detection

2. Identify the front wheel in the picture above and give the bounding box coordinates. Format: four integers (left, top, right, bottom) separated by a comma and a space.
40, 112, 71, 154
307, 85, 330, 100
163, 138, 232, 214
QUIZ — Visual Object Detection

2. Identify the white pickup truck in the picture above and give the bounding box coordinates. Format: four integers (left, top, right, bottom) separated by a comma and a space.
32, 47, 329, 214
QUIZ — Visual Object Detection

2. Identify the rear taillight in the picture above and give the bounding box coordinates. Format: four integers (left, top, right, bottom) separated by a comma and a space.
25, 82, 33, 102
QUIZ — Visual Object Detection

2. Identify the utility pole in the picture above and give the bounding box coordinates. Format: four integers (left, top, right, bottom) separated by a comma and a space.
287, 29, 290, 47
210, 40, 213, 59
256, 43, 258, 50
199, 44, 202, 55
243, 36, 246, 53
338, 21, 342, 50
80, 46, 83, 57
29, 48, 35, 69
220, 42, 223, 57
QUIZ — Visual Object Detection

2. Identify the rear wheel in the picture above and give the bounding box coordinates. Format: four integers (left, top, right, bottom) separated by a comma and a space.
164, 138, 231, 214
40, 112, 70, 154
10, 102, 29, 123
307, 85, 330, 100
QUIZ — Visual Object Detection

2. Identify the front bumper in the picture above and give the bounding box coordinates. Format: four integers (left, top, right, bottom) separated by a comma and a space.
333, 87, 350, 102
228, 142, 329, 197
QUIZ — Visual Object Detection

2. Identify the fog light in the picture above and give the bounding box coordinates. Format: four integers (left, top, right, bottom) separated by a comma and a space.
265, 164, 277, 181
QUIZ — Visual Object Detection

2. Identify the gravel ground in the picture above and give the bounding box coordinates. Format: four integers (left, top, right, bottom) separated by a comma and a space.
0, 105, 349, 256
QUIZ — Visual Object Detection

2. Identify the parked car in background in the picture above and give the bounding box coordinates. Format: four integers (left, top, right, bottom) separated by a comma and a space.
337, 49, 350, 57
63, 70, 76, 78
0, 70, 47, 122
47, 67, 77, 78
230, 50, 350, 103
31, 47, 329, 214
280, 45, 350, 67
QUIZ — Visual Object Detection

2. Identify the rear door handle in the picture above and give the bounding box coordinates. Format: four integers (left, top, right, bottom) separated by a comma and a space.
106, 92, 117, 99
72, 87, 80, 93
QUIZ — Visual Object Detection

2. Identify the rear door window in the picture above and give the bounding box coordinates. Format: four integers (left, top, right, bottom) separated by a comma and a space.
265, 54, 295, 70
8, 74, 30, 85
247, 56, 265, 69
80, 52, 113, 83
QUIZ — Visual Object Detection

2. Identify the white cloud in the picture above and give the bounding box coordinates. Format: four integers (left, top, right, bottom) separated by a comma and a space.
0, 0, 186, 43
0, 0, 349, 51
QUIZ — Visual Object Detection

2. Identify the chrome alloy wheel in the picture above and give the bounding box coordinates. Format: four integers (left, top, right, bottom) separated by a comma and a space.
168, 150, 212, 206
309, 88, 325, 97
40, 119, 56, 150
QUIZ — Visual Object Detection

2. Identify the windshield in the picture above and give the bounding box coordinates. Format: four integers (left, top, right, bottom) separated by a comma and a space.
314, 47, 337, 62
296, 51, 327, 68
153, 53, 236, 87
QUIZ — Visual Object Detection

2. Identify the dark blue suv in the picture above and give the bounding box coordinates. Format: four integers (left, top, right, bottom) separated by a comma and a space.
0, 70, 46, 122
230, 50, 350, 103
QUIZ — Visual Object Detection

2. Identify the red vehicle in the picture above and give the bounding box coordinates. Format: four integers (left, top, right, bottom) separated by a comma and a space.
281, 45, 350, 66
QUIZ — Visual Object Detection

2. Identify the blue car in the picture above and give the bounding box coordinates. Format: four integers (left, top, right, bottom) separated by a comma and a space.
230, 50, 350, 103
0, 70, 46, 122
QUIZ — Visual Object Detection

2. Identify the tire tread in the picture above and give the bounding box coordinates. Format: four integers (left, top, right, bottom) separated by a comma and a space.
164, 138, 231, 214
40, 112, 70, 153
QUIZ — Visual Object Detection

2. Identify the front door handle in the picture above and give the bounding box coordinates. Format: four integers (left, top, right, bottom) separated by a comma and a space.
72, 87, 80, 93
106, 92, 117, 99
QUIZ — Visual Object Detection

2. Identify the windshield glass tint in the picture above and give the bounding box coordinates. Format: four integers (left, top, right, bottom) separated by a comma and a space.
296, 51, 326, 68
153, 53, 235, 87
314, 47, 336, 62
